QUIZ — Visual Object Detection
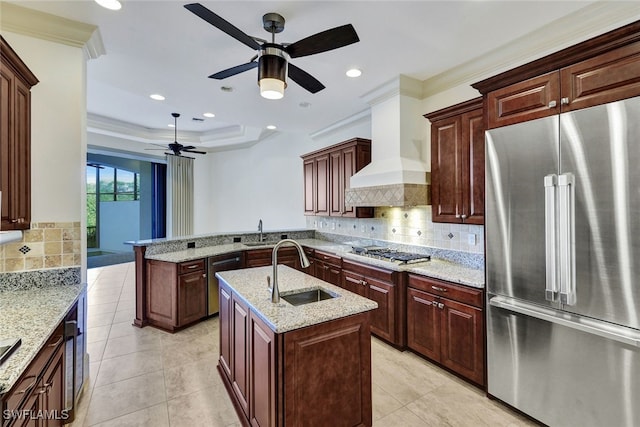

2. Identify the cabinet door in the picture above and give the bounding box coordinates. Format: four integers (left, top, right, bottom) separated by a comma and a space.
40, 345, 65, 427
1, 68, 12, 228
303, 158, 315, 215
440, 298, 484, 386
407, 288, 441, 363
561, 40, 640, 112
219, 283, 232, 378
366, 277, 395, 342
329, 151, 343, 217
314, 154, 329, 216
341, 270, 366, 297
249, 311, 276, 427
486, 71, 560, 129
12, 78, 31, 229
232, 295, 250, 417
177, 271, 206, 327
460, 108, 484, 224
431, 116, 462, 223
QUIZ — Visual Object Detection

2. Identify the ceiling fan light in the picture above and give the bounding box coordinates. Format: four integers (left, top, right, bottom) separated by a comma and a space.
95, 0, 121, 10
260, 78, 285, 100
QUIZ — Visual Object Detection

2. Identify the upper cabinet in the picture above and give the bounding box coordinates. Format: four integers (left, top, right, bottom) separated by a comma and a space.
473, 23, 640, 129
302, 138, 373, 218
1, 36, 38, 231
425, 98, 484, 225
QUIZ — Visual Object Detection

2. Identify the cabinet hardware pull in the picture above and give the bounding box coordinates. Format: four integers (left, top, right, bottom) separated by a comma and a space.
561, 97, 570, 105
548, 100, 557, 108
438, 303, 445, 309
10, 219, 18, 223
455, 214, 460, 219
49, 335, 64, 347
431, 285, 448, 292
323, 256, 330, 260
202, 273, 206, 278
461, 214, 467, 219
187, 265, 198, 269
16, 376, 37, 394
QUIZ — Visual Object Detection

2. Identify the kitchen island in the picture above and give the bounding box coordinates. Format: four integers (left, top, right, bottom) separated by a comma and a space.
216, 265, 377, 427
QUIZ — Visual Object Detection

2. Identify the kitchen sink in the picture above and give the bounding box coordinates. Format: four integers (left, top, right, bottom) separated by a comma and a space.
281, 288, 337, 306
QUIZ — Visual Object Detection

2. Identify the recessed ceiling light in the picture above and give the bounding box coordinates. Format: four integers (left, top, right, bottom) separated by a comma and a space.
266, 125, 277, 130
149, 94, 165, 101
168, 124, 175, 128
220, 86, 234, 92
346, 68, 362, 78
95, 0, 121, 10
299, 102, 311, 108
203, 112, 215, 118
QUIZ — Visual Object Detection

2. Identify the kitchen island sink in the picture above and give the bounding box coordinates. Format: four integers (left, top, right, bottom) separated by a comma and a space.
216, 265, 377, 426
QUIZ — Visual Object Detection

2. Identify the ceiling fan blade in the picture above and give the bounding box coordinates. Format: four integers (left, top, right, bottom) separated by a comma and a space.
184, 3, 261, 51
183, 149, 207, 155
288, 63, 325, 94
209, 61, 258, 79
286, 24, 359, 58
181, 145, 196, 150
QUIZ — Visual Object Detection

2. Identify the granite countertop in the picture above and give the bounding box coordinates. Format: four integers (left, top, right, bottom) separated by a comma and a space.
146, 238, 485, 289
0, 283, 85, 395
217, 265, 378, 334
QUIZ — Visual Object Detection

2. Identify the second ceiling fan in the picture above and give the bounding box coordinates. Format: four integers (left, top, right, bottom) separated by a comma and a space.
184, 3, 360, 99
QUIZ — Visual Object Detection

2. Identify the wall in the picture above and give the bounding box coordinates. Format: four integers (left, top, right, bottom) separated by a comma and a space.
0, 32, 86, 273
99, 201, 140, 252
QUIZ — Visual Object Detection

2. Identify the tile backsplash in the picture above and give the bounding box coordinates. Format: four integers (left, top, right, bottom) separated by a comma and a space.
306, 207, 484, 254
0, 221, 82, 272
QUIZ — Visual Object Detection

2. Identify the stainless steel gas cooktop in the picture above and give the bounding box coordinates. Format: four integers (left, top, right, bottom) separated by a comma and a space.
350, 245, 431, 264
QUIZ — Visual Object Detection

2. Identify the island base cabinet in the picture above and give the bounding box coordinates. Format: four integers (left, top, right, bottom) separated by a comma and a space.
283, 315, 372, 427
218, 279, 373, 427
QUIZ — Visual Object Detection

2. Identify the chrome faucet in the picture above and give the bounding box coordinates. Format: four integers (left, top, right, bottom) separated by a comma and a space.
270, 239, 310, 303
258, 219, 264, 242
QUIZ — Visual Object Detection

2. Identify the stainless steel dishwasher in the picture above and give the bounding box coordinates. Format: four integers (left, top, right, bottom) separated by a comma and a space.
207, 252, 243, 315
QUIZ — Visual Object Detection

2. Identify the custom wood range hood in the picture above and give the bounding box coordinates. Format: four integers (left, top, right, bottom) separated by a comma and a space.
345, 75, 431, 208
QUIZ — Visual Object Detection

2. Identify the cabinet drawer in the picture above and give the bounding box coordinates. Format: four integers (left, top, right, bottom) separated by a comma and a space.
342, 259, 396, 283
302, 246, 315, 258
178, 259, 205, 274
314, 250, 341, 267
408, 274, 483, 308
3, 323, 64, 414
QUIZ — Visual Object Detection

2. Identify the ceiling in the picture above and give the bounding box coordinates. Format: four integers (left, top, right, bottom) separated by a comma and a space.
5, 1, 613, 149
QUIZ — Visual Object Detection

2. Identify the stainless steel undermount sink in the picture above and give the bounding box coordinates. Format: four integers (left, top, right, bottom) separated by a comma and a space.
281, 288, 337, 306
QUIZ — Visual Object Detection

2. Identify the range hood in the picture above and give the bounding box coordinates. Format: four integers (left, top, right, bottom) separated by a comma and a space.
345, 75, 431, 207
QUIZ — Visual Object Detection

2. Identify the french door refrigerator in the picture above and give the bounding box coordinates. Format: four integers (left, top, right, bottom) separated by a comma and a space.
486, 96, 640, 427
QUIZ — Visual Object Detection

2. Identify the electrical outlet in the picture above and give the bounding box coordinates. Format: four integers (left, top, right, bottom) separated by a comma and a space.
233, 237, 241, 243
467, 233, 476, 246
187, 241, 196, 248
331, 222, 336, 230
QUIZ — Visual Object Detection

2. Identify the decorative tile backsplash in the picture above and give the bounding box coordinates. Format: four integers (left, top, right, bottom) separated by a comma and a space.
0, 222, 82, 272
306, 206, 484, 254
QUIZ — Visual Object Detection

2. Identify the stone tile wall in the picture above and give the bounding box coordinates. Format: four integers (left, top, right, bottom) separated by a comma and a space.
306, 206, 484, 254
0, 222, 82, 272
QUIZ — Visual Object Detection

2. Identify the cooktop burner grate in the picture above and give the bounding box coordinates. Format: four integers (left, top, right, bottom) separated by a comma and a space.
350, 247, 431, 264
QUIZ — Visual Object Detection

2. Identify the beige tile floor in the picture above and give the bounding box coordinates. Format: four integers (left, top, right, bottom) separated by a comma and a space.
73, 262, 537, 427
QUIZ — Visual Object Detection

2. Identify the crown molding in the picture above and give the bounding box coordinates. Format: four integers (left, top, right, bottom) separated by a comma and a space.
0, 2, 105, 59
360, 74, 423, 106
421, 1, 640, 97
309, 109, 370, 140
87, 113, 268, 150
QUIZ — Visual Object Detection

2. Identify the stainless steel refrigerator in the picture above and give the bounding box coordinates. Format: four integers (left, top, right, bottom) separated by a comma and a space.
486, 96, 640, 426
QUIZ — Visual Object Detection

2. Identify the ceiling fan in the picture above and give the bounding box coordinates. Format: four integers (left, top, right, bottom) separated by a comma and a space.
147, 113, 206, 156
184, 2, 360, 99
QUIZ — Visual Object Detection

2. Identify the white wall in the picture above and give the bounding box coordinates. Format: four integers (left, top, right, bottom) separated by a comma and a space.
193, 117, 372, 234
99, 201, 140, 251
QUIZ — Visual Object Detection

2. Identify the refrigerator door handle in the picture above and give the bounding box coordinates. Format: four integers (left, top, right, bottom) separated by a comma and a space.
558, 173, 576, 305
544, 174, 558, 302
489, 295, 640, 347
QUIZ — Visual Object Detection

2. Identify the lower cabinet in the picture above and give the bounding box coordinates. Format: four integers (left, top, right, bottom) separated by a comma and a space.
245, 247, 299, 269
146, 258, 207, 332
407, 274, 484, 386
218, 279, 372, 427
2, 324, 67, 427
312, 250, 342, 286
341, 260, 404, 347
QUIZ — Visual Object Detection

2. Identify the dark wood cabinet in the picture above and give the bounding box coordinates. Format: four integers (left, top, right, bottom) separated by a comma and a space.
425, 98, 484, 225
146, 258, 207, 332
301, 138, 373, 218
245, 247, 299, 269
218, 277, 372, 427
341, 259, 404, 346
312, 250, 342, 286
1, 323, 66, 427
476, 29, 640, 129
0, 36, 38, 231
407, 274, 484, 386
